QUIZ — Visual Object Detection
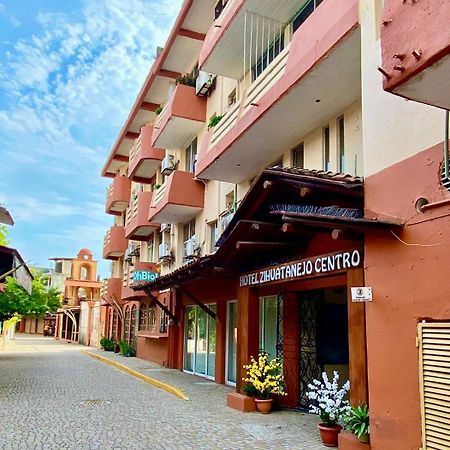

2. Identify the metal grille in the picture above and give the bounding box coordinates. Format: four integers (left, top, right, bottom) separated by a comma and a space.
298, 291, 323, 409
80, 400, 111, 407
418, 322, 450, 449
276, 294, 284, 359
441, 164, 450, 192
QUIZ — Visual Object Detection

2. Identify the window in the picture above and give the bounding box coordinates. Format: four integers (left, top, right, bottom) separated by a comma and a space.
139, 304, 148, 331
228, 88, 237, 108
148, 305, 157, 333
252, 34, 285, 82
338, 116, 345, 173
183, 220, 196, 242
184, 304, 217, 378
323, 125, 330, 171
55, 261, 62, 273
292, 0, 323, 34
259, 296, 280, 359
292, 143, 304, 168
146, 239, 154, 263
209, 221, 219, 253
185, 138, 197, 173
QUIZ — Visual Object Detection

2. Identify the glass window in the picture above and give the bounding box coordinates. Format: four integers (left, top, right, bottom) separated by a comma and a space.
226, 301, 238, 384
209, 221, 219, 253
183, 304, 217, 379
183, 220, 196, 242
292, 143, 304, 168
259, 296, 280, 360
338, 116, 345, 173
323, 125, 330, 171
292, 0, 323, 34
148, 305, 157, 332
252, 33, 285, 82
185, 138, 197, 173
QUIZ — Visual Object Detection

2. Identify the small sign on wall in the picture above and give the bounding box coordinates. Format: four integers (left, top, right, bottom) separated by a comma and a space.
351, 287, 372, 302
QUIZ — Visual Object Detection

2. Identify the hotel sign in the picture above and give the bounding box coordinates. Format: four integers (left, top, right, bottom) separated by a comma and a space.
132, 271, 159, 282
239, 249, 362, 287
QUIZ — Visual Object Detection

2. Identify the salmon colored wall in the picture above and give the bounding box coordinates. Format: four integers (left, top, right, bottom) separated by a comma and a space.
106, 175, 131, 215
136, 337, 169, 366
364, 143, 450, 450
381, 0, 450, 94
103, 225, 128, 260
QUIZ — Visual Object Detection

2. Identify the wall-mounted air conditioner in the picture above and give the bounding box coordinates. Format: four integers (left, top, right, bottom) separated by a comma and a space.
158, 242, 171, 259
220, 211, 234, 233
160, 223, 171, 233
196, 71, 217, 97
184, 235, 198, 258
161, 154, 176, 176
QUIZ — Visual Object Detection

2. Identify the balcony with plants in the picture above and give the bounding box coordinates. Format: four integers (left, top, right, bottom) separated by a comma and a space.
128, 125, 165, 183
151, 78, 207, 150
196, 0, 360, 183
105, 175, 131, 215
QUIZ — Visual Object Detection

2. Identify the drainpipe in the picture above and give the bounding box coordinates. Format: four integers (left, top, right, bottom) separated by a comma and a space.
445, 110, 449, 179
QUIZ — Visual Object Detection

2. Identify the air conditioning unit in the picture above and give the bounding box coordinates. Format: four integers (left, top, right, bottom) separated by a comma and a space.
161, 154, 176, 176
221, 211, 234, 233
158, 242, 171, 259
196, 71, 217, 96
160, 223, 171, 233
184, 235, 198, 258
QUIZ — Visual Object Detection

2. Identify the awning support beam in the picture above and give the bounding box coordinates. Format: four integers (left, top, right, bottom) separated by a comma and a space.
145, 290, 178, 324
177, 286, 216, 320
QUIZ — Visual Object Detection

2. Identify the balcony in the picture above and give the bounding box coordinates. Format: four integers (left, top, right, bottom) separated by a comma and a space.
148, 170, 204, 223
105, 175, 131, 215
196, 0, 360, 183
104, 278, 122, 303
103, 226, 128, 260
151, 84, 206, 149
199, 0, 302, 79
122, 262, 159, 301
125, 191, 159, 241
128, 125, 165, 183
380, 0, 450, 109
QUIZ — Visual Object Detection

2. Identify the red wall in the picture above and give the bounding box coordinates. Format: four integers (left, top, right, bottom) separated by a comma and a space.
364, 143, 450, 450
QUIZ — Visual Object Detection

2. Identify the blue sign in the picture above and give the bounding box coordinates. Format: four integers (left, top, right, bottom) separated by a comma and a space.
132, 271, 159, 282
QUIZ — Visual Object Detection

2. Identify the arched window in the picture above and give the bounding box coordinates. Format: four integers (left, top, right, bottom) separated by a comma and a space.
124, 306, 131, 343
139, 304, 148, 331
79, 264, 91, 281
130, 305, 138, 349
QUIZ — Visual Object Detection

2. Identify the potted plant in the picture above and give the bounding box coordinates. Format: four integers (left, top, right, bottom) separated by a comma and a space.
207, 114, 223, 130
118, 340, 135, 357
175, 74, 196, 87
242, 351, 286, 414
155, 105, 163, 115
306, 371, 350, 447
344, 404, 370, 444
99, 336, 115, 352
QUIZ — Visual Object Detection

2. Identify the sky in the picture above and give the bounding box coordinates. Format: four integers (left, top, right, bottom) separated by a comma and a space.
0, 0, 183, 278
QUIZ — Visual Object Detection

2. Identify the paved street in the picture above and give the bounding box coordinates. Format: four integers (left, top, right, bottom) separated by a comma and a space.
0, 336, 326, 450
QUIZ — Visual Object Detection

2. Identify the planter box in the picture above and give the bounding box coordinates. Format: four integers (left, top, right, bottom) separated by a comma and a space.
338, 431, 371, 450
226, 392, 256, 412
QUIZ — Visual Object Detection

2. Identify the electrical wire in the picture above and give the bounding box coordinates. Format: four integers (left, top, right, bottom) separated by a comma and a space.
390, 230, 447, 247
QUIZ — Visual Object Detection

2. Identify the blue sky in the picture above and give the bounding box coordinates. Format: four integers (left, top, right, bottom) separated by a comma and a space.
0, 0, 182, 277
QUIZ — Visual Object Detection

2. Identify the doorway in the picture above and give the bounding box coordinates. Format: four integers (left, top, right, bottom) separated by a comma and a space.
298, 288, 349, 409
183, 304, 216, 379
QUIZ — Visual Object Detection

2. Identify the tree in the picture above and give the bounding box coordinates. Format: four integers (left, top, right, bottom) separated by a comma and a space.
0, 225, 8, 247
0, 274, 61, 322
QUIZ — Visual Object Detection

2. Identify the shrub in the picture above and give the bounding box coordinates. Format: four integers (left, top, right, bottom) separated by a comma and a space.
344, 404, 370, 442
118, 340, 135, 357
100, 336, 115, 352
155, 105, 163, 115
175, 74, 196, 87
207, 114, 224, 130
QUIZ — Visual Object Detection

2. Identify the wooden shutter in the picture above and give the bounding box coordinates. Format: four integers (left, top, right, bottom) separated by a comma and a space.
418, 322, 450, 449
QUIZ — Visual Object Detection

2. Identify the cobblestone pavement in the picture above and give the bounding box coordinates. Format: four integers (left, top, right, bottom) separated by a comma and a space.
0, 335, 326, 450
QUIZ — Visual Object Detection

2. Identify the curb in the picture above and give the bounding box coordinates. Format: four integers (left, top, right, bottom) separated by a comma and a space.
82, 351, 189, 401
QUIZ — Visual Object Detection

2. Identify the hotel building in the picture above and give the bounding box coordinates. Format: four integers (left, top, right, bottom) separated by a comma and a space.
101, 1, 450, 449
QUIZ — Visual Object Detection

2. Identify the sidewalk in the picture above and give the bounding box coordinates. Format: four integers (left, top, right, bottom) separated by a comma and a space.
0, 334, 83, 353
86, 349, 327, 449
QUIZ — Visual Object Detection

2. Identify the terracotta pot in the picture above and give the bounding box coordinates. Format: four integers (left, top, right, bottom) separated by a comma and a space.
255, 398, 273, 414
318, 424, 342, 447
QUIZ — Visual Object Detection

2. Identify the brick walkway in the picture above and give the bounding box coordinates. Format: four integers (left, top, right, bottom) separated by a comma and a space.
0, 335, 326, 450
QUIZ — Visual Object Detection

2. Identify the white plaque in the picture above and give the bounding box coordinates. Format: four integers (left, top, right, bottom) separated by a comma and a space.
351, 287, 372, 302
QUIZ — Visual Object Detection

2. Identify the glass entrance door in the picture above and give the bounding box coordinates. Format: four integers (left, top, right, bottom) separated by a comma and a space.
226, 301, 237, 385
183, 304, 216, 379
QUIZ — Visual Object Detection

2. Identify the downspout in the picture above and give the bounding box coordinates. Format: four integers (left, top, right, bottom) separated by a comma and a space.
445, 110, 449, 179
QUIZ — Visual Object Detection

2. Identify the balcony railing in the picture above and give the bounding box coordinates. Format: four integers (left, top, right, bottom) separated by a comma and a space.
125, 191, 158, 241
105, 175, 131, 215
103, 226, 128, 260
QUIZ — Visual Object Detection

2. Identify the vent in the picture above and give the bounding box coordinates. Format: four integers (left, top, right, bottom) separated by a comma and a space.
80, 399, 111, 406
441, 164, 450, 192
418, 322, 450, 449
